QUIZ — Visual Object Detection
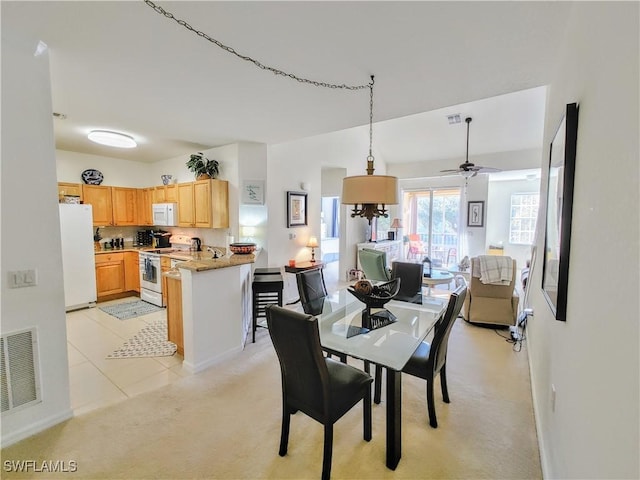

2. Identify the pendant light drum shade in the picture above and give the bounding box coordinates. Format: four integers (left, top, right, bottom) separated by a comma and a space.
341, 175, 398, 205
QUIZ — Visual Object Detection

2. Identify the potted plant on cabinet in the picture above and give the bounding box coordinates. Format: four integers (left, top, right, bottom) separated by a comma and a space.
186, 152, 220, 180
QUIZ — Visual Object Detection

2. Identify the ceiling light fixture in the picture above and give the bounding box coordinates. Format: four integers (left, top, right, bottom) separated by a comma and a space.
88, 130, 137, 149
341, 76, 398, 224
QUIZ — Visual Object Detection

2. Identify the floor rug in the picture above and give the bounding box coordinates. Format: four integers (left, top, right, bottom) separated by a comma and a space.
107, 319, 176, 359
99, 300, 163, 320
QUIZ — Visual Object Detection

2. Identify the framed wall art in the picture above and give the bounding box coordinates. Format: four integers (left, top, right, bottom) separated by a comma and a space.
241, 180, 264, 205
467, 201, 485, 227
286, 191, 307, 227
542, 102, 578, 321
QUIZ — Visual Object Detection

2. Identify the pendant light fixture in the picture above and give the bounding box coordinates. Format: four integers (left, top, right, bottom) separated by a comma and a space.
341, 76, 398, 225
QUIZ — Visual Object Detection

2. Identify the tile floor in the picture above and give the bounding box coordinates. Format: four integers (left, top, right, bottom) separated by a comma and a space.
66, 297, 189, 416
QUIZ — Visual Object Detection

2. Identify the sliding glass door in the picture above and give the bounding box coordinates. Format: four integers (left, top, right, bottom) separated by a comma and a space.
403, 187, 461, 267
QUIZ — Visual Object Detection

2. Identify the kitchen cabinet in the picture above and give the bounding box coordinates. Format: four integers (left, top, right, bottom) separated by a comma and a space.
58, 182, 83, 201
83, 185, 140, 226
137, 188, 153, 226
95, 252, 125, 298
161, 256, 171, 307
111, 187, 138, 226
153, 184, 178, 204
83, 185, 113, 226
177, 179, 229, 228
124, 251, 140, 292
165, 274, 183, 355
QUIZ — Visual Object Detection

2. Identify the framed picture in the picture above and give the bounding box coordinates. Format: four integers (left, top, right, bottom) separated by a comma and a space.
286, 191, 307, 227
467, 201, 485, 227
241, 180, 264, 205
542, 103, 578, 321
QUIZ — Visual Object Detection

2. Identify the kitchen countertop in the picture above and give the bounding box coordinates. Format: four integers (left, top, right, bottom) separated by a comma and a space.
96, 245, 257, 272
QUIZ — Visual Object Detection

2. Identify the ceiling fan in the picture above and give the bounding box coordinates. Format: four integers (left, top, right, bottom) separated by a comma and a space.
441, 117, 501, 178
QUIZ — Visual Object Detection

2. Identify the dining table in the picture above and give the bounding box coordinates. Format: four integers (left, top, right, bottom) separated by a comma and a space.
315, 289, 448, 470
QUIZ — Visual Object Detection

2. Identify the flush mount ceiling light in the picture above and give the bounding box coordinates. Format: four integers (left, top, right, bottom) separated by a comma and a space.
341, 76, 398, 224
88, 130, 137, 148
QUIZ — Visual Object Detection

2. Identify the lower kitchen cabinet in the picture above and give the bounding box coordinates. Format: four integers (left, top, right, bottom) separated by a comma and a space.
96, 251, 140, 300
161, 256, 171, 306
95, 252, 125, 297
165, 274, 184, 355
124, 251, 140, 292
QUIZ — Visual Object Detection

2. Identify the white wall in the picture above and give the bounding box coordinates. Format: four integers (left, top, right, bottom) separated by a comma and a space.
57, 150, 151, 187
268, 125, 373, 298
1, 29, 73, 446
527, 3, 639, 478
486, 177, 541, 270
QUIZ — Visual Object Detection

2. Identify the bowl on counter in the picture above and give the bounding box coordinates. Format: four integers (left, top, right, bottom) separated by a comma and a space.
229, 242, 257, 255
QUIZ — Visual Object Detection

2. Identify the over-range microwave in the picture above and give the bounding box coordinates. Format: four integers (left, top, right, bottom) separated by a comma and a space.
152, 203, 177, 226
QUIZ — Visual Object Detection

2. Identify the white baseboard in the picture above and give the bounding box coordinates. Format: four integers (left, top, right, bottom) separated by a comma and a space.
182, 346, 243, 374
1, 408, 73, 448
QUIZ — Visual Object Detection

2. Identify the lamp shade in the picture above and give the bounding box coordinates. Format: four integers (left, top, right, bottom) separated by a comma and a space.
307, 236, 319, 248
390, 218, 402, 229
341, 175, 398, 205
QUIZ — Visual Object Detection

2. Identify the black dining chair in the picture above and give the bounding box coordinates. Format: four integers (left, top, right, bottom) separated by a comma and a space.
391, 261, 424, 304
266, 305, 373, 480
296, 269, 347, 363
296, 268, 328, 316
373, 285, 467, 428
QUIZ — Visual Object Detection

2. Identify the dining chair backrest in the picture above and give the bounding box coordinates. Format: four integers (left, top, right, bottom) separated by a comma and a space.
267, 305, 329, 419
358, 248, 392, 281
391, 261, 423, 303
430, 285, 467, 375
296, 268, 328, 316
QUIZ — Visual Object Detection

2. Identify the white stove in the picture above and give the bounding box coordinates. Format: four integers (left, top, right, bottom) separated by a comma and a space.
138, 235, 193, 307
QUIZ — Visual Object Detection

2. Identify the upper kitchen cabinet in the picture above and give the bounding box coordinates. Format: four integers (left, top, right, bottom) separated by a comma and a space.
153, 184, 178, 204
177, 179, 229, 228
137, 188, 153, 226
58, 182, 83, 201
111, 187, 138, 226
83, 185, 139, 226
82, 185, 113, 226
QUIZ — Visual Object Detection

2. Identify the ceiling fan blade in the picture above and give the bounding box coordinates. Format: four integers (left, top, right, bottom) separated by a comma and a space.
440, 168, 460, 173
476, 166, 502, 173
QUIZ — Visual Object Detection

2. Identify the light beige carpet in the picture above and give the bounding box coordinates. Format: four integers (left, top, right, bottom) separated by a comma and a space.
1, 320, 541, 479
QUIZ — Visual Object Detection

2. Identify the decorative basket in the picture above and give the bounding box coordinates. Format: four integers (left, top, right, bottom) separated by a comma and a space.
229, 242, 257, 255
347, 278, 401, 309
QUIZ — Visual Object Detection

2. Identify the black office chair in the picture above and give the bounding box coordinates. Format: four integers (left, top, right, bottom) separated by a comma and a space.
391, 261, 424, 304
296, 269, 347, 363
266, 305, 373, 480
374, 285, 467, 428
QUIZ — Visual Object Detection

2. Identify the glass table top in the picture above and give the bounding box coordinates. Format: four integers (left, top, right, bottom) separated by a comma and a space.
316, 289, 448, 371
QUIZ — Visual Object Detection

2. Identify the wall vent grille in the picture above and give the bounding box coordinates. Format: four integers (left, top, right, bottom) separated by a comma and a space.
1, 328, 41, 414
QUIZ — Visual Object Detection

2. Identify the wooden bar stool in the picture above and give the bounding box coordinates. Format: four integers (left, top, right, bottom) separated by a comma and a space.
252, 274, 283, 342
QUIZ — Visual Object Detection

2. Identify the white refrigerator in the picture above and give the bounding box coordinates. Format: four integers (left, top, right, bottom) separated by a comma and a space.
59, 204, 97, 311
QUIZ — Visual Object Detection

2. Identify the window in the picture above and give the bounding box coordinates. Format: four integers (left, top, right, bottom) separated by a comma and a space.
509, 193, 539, 245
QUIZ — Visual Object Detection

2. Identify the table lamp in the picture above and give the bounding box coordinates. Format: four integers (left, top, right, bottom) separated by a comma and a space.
307, 236, 319, 263
390, 218, 402, 240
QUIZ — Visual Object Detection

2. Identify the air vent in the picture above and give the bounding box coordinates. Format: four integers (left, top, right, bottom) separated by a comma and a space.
447, 114, 461, 125
1, 328, 41, 414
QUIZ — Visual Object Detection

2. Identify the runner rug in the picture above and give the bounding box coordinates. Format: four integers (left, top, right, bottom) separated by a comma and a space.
99, 300, 163, 320
106, 319, 177, 359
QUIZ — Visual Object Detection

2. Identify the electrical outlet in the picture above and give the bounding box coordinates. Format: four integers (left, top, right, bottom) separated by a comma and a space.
8, 269, 37, 288
289, 233, 297, 240
551, 384, 556, 412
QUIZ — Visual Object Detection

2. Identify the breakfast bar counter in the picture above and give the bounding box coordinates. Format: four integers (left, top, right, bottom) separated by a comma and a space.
176, 254, 254, 374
